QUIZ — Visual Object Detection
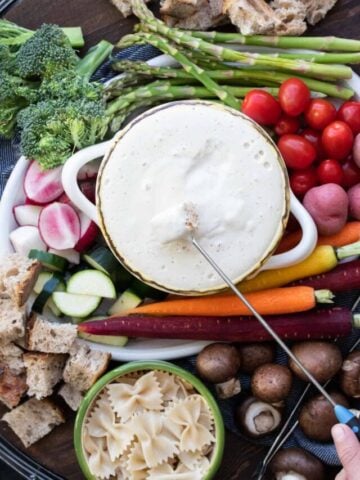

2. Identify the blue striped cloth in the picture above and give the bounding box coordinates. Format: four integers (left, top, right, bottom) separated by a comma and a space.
1, 44, 359, 468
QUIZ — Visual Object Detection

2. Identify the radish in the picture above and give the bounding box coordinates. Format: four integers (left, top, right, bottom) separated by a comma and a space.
24, 161, 64, 204
79, 180, 96, 203
39, 203, 81, 250
10, 226, 47, 256
57, 192, 73, 206
75, 212, 99, 252
48, 248, 80, 264
78, 159, 100, 181
78, 307, 360, 342
13, 204, 42, 226
291, 259, 360, 292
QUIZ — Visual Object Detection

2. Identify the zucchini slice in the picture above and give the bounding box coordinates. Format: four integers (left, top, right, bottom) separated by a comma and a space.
130, 278, 168, 300
108, 289, 142, 316
52, 292, 101, 319
67, 270, 116, 299
32, 274, 65, 314
83, 247, 133, 289
29, 249, 68, 272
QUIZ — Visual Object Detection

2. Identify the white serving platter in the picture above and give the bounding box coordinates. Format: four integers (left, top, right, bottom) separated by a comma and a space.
0, 53, 359, 361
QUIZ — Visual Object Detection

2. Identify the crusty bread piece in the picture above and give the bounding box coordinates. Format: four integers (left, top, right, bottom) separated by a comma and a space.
161, 0, 226, 29
26, 314, 77, 354
269, 0, 307, 35
63, 341, 111, 392
223, 0, 281, 35
0, 298, 26, 343
24, 352, 67, 400
304, 0, 337, 25
0, 342, 24, 375
2, 398, 65, 447
58, 383, 84, 411
0, 364, 27, 409
110, 0, 150, 17
0, 254, 41, 307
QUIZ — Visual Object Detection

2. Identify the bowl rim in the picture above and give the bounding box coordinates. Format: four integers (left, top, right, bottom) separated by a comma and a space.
74, 360, 225, 479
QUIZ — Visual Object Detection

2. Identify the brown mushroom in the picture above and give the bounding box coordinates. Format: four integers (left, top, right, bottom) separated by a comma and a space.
251, 363, 292, 403
299, 391, 349, 442
289, 341, 342, 383
236, 342, 276, 374
235, 396, 282, 438
196, 343, 241, 398
340, 351, 360, 398
269, 447, 325, 480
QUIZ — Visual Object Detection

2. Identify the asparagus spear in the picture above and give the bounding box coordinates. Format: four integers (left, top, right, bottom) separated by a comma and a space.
189, 31, 360, 52
129, 0, 352, 80
112, 60, 354, 99
117, 33, 241, 110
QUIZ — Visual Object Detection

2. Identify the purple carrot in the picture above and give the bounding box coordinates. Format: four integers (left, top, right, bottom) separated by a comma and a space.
290, 259, 360, 291
78, 307, 360, 342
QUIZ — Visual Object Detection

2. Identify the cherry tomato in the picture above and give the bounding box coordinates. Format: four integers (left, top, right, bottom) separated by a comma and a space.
290, 168, 318, 197
322, 121, 354, 160
301, 128, 326, 160
275, 115, 301, 136
279, 78, 310, 117
304, 99, 337, 130
242, 90, 281, 126
316, 159, 344, 185
342, 158, 360, 188
278, 134, 317, 170
337, 101, 360, 134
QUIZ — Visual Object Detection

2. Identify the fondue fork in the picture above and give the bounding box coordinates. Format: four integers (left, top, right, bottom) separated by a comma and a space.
191, 237, 360, 440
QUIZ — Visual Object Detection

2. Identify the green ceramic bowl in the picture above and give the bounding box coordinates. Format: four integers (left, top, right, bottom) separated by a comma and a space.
74, 360, 225, 480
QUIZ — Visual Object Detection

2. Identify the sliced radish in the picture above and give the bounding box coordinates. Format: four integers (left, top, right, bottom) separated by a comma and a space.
24, 161, 64, 204
57, 192, 73, 206
78, 159, 100, 181
39, 203, 80, 250
10, 226, 47, 256
48, 248, 80, 264
13, 204, 43, 226
75, 212, 99, 252
79, 180, 96, 203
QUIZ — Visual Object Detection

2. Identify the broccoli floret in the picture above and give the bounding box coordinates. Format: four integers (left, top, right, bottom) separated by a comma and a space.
0, 70, 39, 138
18, 97, 108, 168
15, 24, 78, 79
39, 70, 104, 102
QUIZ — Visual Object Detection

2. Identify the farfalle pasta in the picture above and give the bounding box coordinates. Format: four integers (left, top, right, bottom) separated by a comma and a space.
82, 369, 216, 480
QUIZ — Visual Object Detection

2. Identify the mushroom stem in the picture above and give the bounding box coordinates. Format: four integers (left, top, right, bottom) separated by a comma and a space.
215, 377, 241, 399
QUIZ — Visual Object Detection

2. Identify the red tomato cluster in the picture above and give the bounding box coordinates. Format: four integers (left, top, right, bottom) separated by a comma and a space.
241, 79, 360, 198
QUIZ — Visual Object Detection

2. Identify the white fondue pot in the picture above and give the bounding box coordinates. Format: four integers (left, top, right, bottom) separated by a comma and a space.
62, 101, 317, 295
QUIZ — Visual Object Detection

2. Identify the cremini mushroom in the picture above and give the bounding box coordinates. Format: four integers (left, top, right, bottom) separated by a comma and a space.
196, 343, 241, 398
236, 342, 276, 375
235, 396, 282, 438
269, 447, 325, 480
340, 351, 360, 398
251, 363, 292, 403
289, 341, 342, 383
299, 391, 349, 442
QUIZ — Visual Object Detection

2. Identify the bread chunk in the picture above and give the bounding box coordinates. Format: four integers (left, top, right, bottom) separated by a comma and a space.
0, 298, 25, 343
63, 341, 110, 391
0, 254, 41, 306
0, 364, 27, 409
58, 383, 84, 411
2, 398, 65, 447
24, 352, 67, 400
26, 314, 77, 354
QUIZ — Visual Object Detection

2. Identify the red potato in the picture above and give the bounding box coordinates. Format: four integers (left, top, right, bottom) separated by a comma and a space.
348, 184, 360, 220
303, 184, 349, 236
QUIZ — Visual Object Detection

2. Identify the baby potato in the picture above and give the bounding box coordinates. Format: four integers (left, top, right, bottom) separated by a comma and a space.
303, 184, 349, 235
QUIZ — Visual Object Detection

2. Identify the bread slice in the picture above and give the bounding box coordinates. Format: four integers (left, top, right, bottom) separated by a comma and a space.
2, 398, 65, 447
0, 342, 24, 375
0, 364, 27, 409
24, 352, 67, 400
26, 314, 77, 354
0, 298, 26, 343
58, 383, 84, 411
0, 254, 41, 307
63, 341, 111, 391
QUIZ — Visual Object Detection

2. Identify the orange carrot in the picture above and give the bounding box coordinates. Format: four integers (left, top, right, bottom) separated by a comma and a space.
127, 286, 333, 317
276, 222, 360, 254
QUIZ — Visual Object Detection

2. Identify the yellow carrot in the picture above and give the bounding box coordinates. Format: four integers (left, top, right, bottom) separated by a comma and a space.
128, 286, 333, 317
238, 241, 360, 293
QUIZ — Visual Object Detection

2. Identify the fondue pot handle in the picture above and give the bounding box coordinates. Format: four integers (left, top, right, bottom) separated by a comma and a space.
261, 191, 318, 270
61, 141, 112, 225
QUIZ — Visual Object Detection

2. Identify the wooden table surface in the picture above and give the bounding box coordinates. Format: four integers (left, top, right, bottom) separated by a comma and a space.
1, 0, 360, 478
